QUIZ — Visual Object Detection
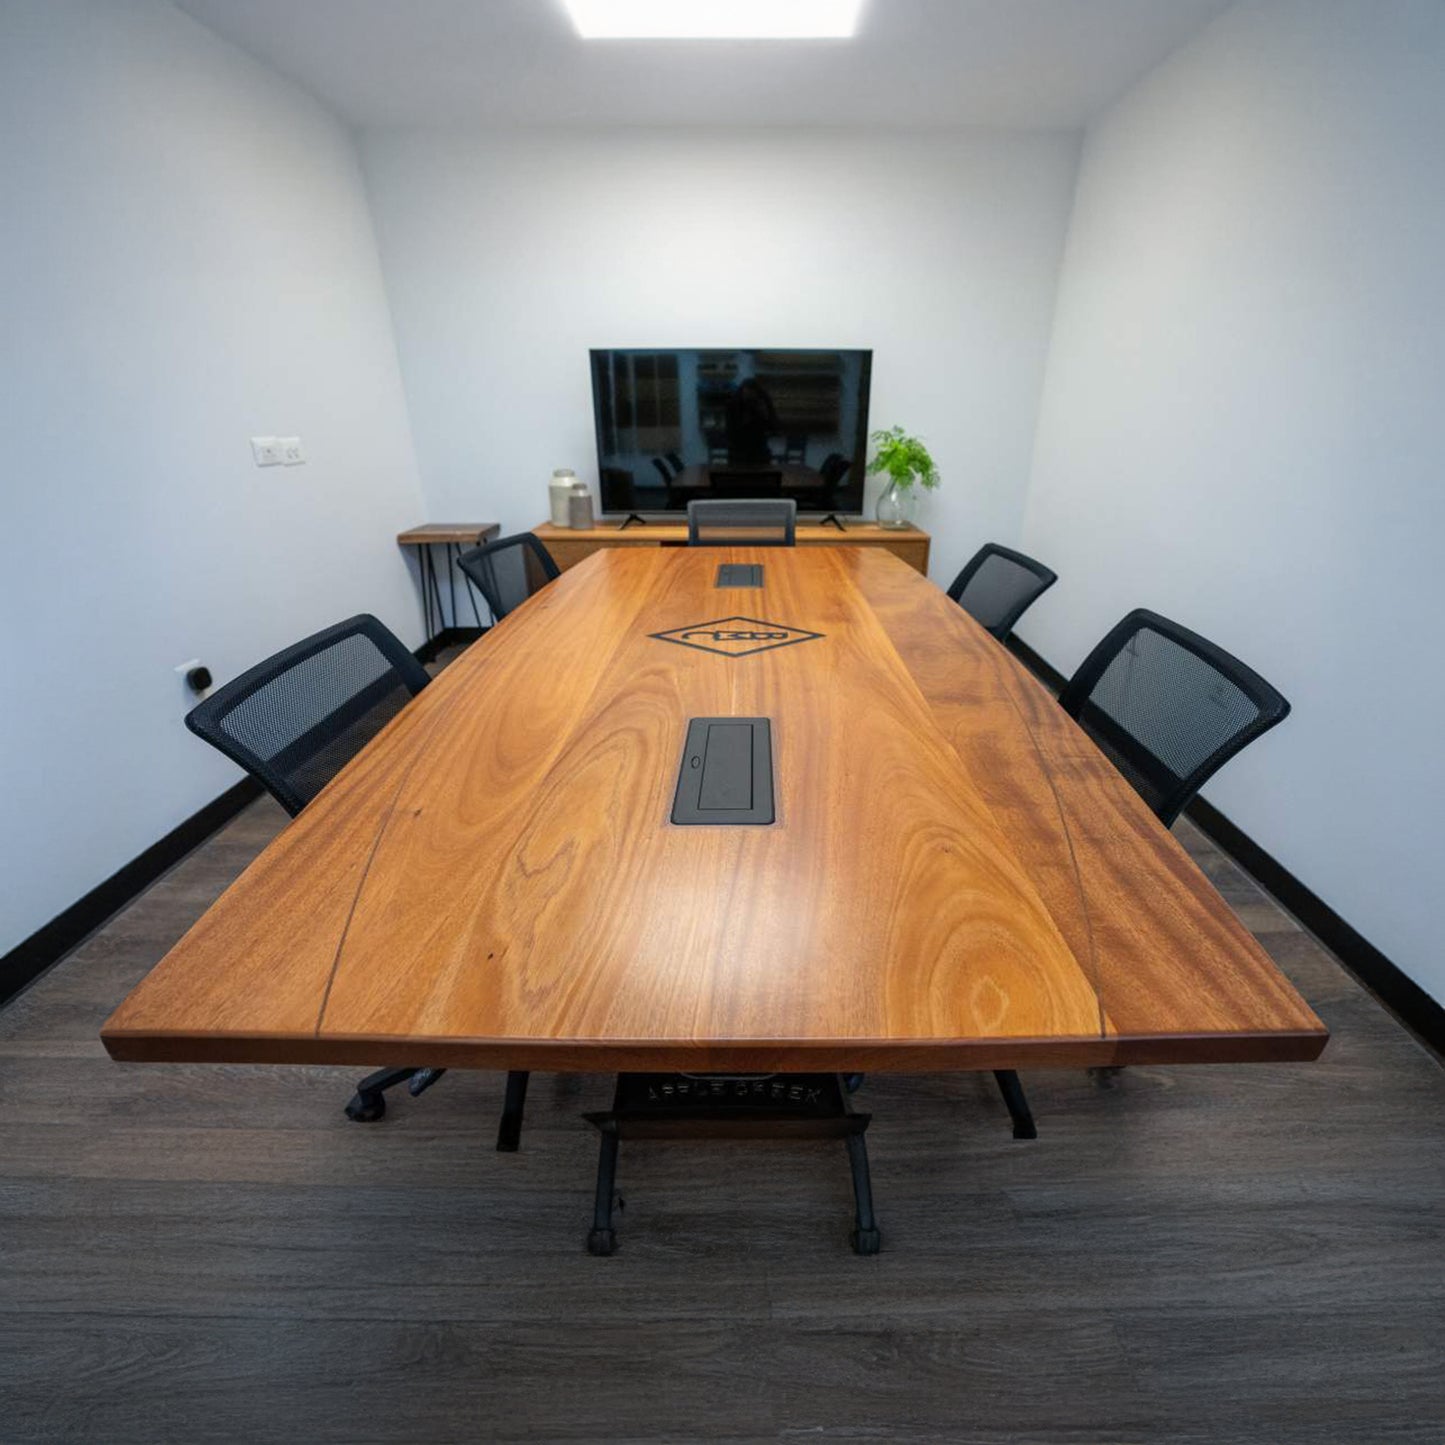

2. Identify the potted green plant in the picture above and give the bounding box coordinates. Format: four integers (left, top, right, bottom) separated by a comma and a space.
868, 426, 939, 529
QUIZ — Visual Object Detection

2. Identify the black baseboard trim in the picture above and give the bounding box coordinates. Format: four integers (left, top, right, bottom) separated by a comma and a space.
416, 626, 487, 664
0, 777, 263, 1009
1005, 634, 1068, 692
1185, 798, 1445, 1058
1005, 632, 1444, 1059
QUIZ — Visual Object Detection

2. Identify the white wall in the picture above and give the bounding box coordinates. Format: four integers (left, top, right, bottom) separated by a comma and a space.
0, 0, 427, 955
1021, 0, 1445, 1002
360, 127, 1081, 582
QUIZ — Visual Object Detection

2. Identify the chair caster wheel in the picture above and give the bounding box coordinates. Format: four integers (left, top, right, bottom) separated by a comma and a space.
587, 1229, 617, 1257
851, 1227, 881, 1256
344, 1091, 385, 1122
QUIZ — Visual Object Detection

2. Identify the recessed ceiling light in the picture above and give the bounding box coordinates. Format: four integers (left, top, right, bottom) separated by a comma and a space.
563, 0, 864, 41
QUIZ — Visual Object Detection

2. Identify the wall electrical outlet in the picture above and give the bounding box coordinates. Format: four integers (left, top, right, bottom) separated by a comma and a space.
174, 658, 212, 700
280, 436, 305, 466
250, 436, 283, 467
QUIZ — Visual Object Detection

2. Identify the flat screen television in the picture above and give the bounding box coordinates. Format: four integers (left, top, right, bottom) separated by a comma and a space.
589, 348, 872, 518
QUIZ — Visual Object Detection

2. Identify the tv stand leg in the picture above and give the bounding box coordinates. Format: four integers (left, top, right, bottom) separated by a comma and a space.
618, 513, 648, 530
818, 513, 848, 532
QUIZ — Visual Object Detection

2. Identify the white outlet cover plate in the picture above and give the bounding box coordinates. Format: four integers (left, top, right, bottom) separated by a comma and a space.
250, 436, 283, 466
280, 436, 305, 465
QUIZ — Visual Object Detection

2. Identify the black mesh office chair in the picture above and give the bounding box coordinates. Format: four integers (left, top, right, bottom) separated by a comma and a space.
1045, 609, 1291, 1097
947, 543, 1058, 642
185, 615, 429, 818
984, 610, 1290, 1138
1059, 608, 1291, 828
184, 614, 531, 1148
687, 498, 796, 546
457, 532, 560, 622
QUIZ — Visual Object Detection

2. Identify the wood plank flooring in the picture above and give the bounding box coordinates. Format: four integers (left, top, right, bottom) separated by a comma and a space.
2, 788, 1442, 1441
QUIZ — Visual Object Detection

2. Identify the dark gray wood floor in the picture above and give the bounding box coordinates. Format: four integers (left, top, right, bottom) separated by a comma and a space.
2, 801, 1442, 1443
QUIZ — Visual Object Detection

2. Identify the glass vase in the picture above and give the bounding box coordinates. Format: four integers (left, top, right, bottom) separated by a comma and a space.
875, 480, 916, 529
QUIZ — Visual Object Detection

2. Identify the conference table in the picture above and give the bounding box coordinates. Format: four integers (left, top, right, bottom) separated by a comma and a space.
102, 546, 1327, 1253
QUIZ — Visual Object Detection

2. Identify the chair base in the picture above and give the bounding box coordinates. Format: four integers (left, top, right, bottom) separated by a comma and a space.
343, 1067, 530, 1150
344, 1065, 446, 1122
583, 1072, 880, 1256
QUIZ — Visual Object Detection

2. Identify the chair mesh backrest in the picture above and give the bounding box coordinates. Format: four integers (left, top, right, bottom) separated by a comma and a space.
947, 543, 1058, 641
687, 499, 797, 547
457, 532, 560, 620
1057, 608, 1290, 826
185, 615, 429, 817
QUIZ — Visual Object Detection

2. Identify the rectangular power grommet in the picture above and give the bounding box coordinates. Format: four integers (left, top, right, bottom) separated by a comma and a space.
698, 723, 753, 810
671, 718, 774, 825
716, 563, 763, 588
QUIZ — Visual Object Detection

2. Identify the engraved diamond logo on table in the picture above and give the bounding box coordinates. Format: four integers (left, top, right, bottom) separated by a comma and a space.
649, 616, 824, 658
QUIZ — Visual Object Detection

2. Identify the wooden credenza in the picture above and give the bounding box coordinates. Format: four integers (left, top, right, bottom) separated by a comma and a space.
534, 520, 930, 574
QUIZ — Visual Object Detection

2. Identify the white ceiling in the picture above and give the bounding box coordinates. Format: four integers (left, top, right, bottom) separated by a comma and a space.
174, 0, 1232, 131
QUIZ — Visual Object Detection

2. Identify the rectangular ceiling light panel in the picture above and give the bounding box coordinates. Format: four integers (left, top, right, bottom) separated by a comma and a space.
564, 0, 864, 40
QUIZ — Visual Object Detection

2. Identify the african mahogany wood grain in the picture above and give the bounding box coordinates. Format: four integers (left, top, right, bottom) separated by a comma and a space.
854, 547, 1325, 1060
102, 547, 1325, 1070
315, 547, 1100, 1068
533, 520, 931, 575
102, 557, 655, 1058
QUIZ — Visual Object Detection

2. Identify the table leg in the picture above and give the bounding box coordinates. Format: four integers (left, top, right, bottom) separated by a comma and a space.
587, 1124, 620, 1257
418, 545, 435, 641
425, 545, 446, 640
416, 546, 431, 640
846, 1125, 881, 1255
993, 1069, 1038, 1139
496, 1069, 530, 1152
582, 1072, 877, 1256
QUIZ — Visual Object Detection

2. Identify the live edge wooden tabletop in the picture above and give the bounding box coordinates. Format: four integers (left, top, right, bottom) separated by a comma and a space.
102, 548, 1327, 1073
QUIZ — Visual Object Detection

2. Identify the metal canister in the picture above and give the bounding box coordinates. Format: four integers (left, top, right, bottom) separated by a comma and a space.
567, 482, 595, 530
548, 469, 577, 527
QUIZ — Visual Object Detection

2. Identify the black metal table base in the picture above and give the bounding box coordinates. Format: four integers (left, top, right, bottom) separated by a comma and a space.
583, 1073, 880, 1257
993, 1068, 1038, 1139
